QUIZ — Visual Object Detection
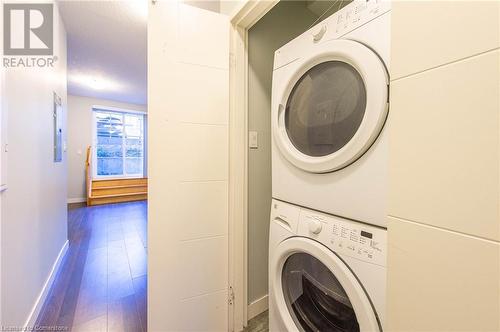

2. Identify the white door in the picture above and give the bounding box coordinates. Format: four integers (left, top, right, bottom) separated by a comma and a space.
148, 1, 230, 331
272, 39, 389, 173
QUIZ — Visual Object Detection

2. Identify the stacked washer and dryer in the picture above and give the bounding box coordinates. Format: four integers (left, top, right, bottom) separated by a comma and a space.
269, 1, 390, 331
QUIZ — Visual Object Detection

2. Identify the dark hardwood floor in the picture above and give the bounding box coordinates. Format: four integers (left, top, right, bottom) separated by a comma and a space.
36, 201, 147, 331
244, 311, 269, 332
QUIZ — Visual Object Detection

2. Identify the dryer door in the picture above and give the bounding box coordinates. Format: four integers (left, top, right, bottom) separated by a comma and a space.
271, 237, 381, 332
273, 39, 388, 173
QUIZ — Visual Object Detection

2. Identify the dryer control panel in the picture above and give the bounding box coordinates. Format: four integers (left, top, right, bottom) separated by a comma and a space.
273, 0, 390, 71
331, 0, 390, 36
297, 209, 387, 267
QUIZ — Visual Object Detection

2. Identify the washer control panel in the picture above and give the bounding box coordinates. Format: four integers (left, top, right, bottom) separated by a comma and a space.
297, 209, 387, 267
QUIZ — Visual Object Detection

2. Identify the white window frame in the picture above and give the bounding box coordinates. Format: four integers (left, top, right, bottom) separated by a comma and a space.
92, 105, 146, 180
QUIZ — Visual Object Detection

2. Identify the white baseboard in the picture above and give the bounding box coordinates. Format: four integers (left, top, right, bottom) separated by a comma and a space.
248, 294, 268, 320
24, 240, 69, 329
67, 197, 86, 204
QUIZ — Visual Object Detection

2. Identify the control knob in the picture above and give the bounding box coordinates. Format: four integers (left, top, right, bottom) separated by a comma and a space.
308, 219, 322, 234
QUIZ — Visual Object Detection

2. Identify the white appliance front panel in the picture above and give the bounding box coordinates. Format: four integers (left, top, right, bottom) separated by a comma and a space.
272, 125, 388, 227
270, 3, 390, 227
269, 199, 387, 330
297, 207, 387, 267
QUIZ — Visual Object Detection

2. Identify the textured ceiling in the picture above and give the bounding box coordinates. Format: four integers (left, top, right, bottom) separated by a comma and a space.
58, 1, 147, 105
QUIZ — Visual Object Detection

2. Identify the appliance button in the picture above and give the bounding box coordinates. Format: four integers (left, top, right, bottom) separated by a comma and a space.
332, 224, 340, 236
309, 220, 322, 234
312, 25, 327, 43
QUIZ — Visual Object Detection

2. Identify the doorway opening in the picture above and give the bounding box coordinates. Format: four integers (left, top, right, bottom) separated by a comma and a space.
234, 1, 352, 330
35, 1, 148, 330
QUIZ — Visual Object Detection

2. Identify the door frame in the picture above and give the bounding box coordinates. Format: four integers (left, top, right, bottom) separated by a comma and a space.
228, 1, 279, 331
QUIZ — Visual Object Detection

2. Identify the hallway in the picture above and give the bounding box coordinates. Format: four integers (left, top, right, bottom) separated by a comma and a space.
36, 201, 147, 331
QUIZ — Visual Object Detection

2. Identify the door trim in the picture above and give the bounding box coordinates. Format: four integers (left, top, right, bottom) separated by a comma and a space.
228, 1, 279, 330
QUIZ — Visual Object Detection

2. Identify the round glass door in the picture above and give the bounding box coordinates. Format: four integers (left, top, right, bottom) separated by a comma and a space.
273, 39, 389, 173
282, 252, 359, 332
285, 61, 367, 157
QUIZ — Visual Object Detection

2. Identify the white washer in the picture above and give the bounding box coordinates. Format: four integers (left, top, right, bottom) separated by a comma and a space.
269, 199, 386, 332
271, 1, 390, 227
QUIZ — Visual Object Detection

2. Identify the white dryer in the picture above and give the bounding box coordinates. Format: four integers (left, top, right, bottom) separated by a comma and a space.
269, 199, 386, 332
271, 0, 390, 227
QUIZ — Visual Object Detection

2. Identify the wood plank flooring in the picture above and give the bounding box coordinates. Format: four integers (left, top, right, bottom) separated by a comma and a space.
36, 201, 147, 332
244, 311, 269, 332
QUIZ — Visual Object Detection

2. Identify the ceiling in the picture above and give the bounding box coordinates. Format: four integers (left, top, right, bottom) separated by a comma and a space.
58, 1, 147, 105
56, 0, 347, 106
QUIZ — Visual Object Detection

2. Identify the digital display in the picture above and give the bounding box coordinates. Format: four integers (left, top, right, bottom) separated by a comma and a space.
361, 231, 372, 239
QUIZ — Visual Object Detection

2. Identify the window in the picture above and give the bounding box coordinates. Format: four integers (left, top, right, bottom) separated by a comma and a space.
93, 108, 145, 178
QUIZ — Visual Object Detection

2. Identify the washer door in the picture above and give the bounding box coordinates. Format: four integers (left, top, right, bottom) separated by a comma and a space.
273, 39, 388, 173
271, 238, 381, 332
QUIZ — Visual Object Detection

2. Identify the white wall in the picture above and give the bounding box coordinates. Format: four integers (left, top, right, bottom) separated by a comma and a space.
67, 95, 146, 202
219, 0, 244, 16
183, 0, 220, 13
1, 3, 68, 327
0, 0, 4, 325
247, 1, 318, 307
387, 2, 500, 331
